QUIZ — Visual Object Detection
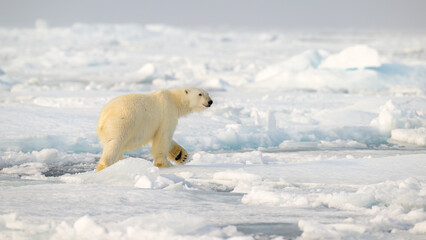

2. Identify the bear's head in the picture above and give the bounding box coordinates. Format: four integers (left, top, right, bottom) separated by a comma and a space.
185, 88, 213, 112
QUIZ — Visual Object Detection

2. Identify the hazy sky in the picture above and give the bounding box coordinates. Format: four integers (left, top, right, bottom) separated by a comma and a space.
1, 0, 425, 30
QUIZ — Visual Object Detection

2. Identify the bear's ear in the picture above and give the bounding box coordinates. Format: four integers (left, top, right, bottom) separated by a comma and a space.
185, 89, 189, 94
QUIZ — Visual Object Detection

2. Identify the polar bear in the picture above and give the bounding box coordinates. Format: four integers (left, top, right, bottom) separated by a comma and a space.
96, 88, 213, 171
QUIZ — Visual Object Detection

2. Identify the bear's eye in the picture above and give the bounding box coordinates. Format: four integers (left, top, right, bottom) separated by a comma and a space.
198, 93, 202, 96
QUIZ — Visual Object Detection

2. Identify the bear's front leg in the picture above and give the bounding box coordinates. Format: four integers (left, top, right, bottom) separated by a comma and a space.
168, 140, 189, 165
151, 132, 173, 168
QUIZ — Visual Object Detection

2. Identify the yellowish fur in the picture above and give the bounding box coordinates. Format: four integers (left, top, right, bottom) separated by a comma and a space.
96, 88, 212, 171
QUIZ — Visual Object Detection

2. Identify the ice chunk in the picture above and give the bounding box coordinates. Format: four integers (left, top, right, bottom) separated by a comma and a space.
75, 158, 159, 187
410, 221, 426, 234
370, 100, 425, 136
255, 50, 328, 82
213, 169, 262, 193
200, 78, 230, 91
49, 212, 249, 240
391, 128, 426, 146
298, 221, 367, 239
319, 45, 381, 69
241, 188, 281, 206
32, 148, 59, 163
216, 124, 242, 149
370, 100, 401, 134
0, 213, 50, 237
0, 162, 48, 177
137, 63, 157, 80
72, 215, 106, 239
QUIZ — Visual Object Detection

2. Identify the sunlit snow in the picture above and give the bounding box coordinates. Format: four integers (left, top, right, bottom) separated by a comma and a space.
0, 24, 426, 239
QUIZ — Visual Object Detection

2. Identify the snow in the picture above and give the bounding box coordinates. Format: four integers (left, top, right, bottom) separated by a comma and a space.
391, 128, 426, 146
370, 100, 426, 135
319, 44, 382, 69
1, 24, 426, 239
411, 221, 426, 234
49, 213, 252, 240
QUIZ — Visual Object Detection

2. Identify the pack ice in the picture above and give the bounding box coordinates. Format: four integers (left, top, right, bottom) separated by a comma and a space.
0, 24, 426, 239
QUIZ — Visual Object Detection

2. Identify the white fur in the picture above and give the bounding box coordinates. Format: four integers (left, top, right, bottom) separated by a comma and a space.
96, 88, 212, 171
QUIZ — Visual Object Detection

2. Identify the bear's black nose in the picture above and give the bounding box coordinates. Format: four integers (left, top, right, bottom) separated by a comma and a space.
208, 100, 213, 105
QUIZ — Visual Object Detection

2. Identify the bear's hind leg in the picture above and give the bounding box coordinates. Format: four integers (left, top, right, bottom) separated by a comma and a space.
96, 140, 123, 172
168, 140, 189, 165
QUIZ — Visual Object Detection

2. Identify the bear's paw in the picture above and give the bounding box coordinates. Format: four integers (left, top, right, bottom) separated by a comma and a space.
168, 144, 189, 165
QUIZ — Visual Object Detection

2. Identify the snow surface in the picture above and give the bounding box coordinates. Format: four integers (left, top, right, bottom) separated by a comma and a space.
1, 24, 426, 239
